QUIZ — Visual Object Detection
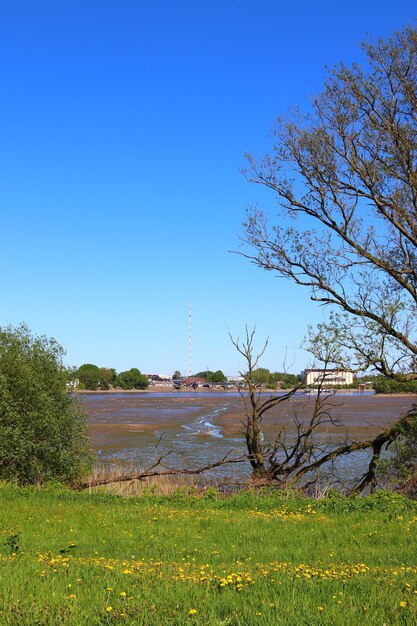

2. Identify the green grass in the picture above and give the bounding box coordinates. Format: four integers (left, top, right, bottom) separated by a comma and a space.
0, 485, 416, 624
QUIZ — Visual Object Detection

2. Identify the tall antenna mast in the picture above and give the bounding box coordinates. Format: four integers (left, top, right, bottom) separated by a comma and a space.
188, 302, 192, 377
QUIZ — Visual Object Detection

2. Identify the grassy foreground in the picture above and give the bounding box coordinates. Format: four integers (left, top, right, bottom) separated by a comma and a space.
0, 485, 416, 625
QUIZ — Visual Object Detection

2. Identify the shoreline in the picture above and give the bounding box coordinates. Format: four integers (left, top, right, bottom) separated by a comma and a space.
75, 387, 417, 397
75, 385, 253, 394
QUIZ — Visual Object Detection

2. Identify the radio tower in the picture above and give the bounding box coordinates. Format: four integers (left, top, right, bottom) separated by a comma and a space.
188, 302, 192, 377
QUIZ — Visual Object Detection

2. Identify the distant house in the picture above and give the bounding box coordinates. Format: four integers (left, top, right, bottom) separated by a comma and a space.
227, 375, 245, 383
184, 377, 205, 387
147, 374, 173, 387
147, 374, 171, 381
303, 369, 354, 386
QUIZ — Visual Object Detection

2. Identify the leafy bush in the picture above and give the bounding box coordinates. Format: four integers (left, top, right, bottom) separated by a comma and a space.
373, 377, 417, 394
378, 415, 417, 497
0, 324, 92, 485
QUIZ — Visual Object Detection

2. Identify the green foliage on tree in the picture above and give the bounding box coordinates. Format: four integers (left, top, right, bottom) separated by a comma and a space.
78, 363, 148, 390
212, 370, 227, 383
98, 368, 117, 390
379, 416, 417, 497
172, 370, 182, 380
267, 372, 300, 389
373, 377, 417, 394
248, 369, 300, 389
240, 25, 417, 492
77, 363, 100, 390
117, 368, 148, 390
242, 25, 417, 384
0, 324, 92, 485
192, 370, 227, 383
194, 371, 214, 381
251, 367, 270, 385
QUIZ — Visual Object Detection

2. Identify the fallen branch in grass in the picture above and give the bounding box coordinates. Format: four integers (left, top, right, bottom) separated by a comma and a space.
77, 450, 248, 490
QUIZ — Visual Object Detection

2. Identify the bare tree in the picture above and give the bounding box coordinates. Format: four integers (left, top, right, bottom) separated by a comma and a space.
230, 327, 296, 480
230, 327, 341, 487
231, 327, 416, 493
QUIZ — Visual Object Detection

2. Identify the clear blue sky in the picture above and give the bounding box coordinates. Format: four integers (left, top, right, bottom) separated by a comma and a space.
0, 1, 415, 376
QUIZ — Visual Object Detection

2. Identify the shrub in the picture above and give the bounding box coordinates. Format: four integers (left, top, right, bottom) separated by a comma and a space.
0, 324, 92, 485
373, 377, 417, 394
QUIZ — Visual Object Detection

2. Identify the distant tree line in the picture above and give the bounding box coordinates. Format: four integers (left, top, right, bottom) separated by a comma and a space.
189, 368, 301, 387
365, 377, 417, 394
294, 374, 417, 393
250, 368, 300, 389
193, 370, 227, 383
76, 364, 148, 390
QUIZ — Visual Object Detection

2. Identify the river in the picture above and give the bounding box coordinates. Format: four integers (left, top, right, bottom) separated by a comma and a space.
80, 390, 415, 485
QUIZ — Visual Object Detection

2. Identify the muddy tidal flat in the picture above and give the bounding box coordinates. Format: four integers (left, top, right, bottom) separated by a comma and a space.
80, 391, 415, 481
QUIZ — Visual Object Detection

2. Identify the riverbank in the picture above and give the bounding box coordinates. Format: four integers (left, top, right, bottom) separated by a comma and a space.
76, 385, 234, 394
76, 387, 417, 397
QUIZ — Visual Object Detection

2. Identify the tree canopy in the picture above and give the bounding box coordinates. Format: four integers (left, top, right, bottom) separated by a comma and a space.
251, 367, 270, 385
242, 25, 417, 381
240, 25, 417, 493
194, 370, 227, 382
194, 371, 214, 381
0, 324, 92, 485
77, 363, 101, 390
98, 367, 117, 390
212, 370, 227, 383
77, 364, 147, 390
117, 368, 149, 390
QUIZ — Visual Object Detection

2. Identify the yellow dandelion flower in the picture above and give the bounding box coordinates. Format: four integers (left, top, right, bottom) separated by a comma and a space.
189, 608, 197, 615
400, 601, 407, 608
120, 591, 127, 597
106, 606, 112, 612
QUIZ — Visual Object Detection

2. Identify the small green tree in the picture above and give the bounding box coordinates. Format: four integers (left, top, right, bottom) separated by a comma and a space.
98, 367, 117, 390
251, 367, 270, 386
77, 363, 100, 390
194, 371, 214, 381
212, 370, 227, 383
0, 324, 92, 485
117, 368, 148, 390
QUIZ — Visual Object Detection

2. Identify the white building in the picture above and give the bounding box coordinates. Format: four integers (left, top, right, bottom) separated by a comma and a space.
303, 369, 354, 387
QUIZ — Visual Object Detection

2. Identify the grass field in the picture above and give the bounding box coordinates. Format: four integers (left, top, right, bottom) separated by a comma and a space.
0, 484, 416, 625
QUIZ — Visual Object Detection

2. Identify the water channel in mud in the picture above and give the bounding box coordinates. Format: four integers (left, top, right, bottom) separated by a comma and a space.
80, 391, 415, 484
